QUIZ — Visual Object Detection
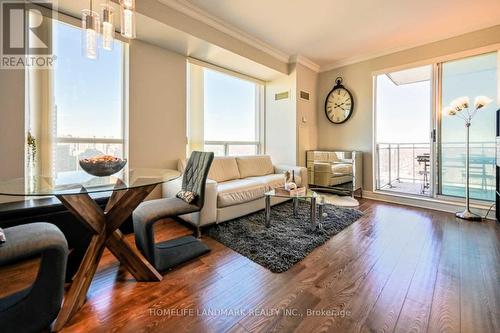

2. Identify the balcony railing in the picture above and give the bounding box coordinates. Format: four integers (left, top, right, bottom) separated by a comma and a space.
376, 141, 495, 200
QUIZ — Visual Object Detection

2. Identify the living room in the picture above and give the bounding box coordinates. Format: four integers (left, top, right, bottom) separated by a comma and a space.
0, 0, 499, 332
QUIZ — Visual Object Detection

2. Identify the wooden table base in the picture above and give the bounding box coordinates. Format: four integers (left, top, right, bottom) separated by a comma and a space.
52, 183, 162, 331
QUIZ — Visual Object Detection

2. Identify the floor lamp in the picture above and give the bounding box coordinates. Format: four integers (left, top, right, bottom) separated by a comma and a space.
443, 95, 493, 221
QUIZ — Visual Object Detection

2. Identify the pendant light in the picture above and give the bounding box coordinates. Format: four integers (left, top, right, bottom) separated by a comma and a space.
101, 1, 114, 51
81, 0, 100, 59
120, 0, 136, 39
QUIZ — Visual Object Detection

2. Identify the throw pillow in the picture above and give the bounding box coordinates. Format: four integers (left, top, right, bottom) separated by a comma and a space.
177, 190, 197, 204
0, 227, 5, 245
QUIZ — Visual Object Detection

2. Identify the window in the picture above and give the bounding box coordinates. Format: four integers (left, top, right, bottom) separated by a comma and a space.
440, 53, 498, 201
26, 19, 127, 184
188, 63, 263, 157
374, 51, 499, 202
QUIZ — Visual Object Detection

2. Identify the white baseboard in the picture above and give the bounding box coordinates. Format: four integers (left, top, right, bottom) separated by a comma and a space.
362, 190, 496, 220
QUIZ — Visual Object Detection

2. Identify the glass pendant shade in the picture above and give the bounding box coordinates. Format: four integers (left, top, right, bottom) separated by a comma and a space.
81, 10, 100, 59
101, 4, 114, 51
120, 0, 136, 39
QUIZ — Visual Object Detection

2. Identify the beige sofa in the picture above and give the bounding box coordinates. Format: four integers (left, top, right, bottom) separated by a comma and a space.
163, 155, 307, 230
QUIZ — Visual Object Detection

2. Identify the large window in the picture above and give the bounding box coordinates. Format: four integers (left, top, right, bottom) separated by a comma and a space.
26, 19, 127, 183
188, 63, 263, 157
374, 51, 499, 202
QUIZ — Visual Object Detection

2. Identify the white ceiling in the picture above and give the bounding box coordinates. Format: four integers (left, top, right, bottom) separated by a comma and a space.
182, 0, 500, 70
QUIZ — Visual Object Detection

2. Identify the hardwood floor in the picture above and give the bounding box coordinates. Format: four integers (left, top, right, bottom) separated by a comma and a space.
1, 199, 499, 332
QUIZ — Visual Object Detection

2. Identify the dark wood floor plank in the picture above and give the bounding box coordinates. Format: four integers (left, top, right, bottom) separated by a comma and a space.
459, 220, 498, 333
427, 217, 461, 333
394, 210, 444, 333
1, 199, 499, 333
363, 211, 433, 332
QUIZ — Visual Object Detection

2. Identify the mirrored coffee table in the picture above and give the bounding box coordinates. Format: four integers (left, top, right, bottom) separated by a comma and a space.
264, 189, 324, 230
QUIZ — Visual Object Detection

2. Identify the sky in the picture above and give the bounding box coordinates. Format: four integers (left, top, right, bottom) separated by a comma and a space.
441, 52, 498, 143
376, 70, 432, 144
376, 53, 498, 144
53, 21, 123, 139
203, 69, 258, 142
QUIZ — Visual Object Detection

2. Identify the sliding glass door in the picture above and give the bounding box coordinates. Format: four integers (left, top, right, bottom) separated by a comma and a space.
375, 65, 434, 196
374, 50, 499, 202
439, 52, 498, 201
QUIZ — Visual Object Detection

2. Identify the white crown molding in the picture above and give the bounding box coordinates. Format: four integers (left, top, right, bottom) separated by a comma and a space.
158, 0, 290, 63
290, 54, 320, 73
319, 46, 426, 73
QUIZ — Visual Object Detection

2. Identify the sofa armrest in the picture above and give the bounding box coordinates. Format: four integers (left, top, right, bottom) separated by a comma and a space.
162, 177, 182, 198
197, 179, 218, 226
274, 165, 308, 188
163, 178, 218, 227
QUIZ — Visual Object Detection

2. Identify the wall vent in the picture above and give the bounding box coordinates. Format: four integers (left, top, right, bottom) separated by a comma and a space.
275, 91, 289, 100
300, 91, 310, 101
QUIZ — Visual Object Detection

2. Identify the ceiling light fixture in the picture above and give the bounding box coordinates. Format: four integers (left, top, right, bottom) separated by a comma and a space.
101, 0, 114, 51
81, 0, 100, 59
82, 0, 137, 59
120, 0, 136, 39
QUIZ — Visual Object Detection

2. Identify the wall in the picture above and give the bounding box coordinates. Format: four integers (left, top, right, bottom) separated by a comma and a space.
0, 70, 25, 181
265, 66, 297, 165
296, 63, 318, 167
128, 39, 187, 171
317, 24, 500, 192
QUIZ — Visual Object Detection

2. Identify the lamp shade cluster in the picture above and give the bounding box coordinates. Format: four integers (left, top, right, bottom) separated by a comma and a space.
82, 0, 136, 59
442, 95, 493, 121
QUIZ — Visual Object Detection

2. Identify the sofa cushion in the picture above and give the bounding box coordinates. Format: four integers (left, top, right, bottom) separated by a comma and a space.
217, 178, 267, 208
208, 157, 241, 183
236, 155, 274, 178
247, 174, 285, 191
332, 163, 353, 175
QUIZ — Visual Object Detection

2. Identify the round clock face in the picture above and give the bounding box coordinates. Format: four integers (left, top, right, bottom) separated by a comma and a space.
325, 87, 354, 124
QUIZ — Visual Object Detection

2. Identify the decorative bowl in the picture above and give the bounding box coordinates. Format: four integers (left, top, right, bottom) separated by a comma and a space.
79, 155, 127, 177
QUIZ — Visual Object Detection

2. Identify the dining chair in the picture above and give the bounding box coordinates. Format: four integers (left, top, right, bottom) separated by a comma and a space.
0, 222, 68, 333
133, 151, 214, 273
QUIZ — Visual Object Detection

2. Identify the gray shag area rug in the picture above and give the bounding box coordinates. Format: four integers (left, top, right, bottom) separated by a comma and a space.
206, 201, 363, 273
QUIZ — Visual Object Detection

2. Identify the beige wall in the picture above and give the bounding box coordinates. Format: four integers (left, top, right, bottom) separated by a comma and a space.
317, 24, 500, 192
296, 63, 318, 167
0, 70, 25, 181
265, 67, 297, 165
128, 39, 187, 170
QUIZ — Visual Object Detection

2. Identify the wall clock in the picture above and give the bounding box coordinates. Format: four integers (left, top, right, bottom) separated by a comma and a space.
325, 77, 354, 124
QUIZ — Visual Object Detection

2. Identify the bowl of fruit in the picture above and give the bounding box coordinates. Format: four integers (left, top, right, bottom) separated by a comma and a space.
79, 155, 127, 177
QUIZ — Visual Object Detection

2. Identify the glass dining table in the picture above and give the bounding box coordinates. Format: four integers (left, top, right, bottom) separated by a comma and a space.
0, 168, 180, 331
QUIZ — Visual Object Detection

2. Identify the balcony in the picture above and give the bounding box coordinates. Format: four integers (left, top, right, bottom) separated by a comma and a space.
376, 142, 495, 201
